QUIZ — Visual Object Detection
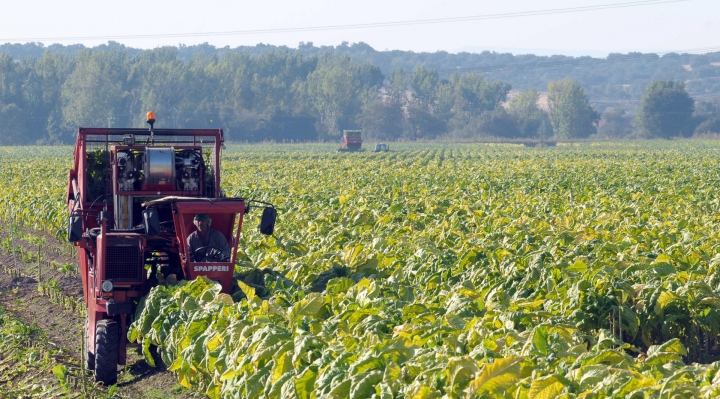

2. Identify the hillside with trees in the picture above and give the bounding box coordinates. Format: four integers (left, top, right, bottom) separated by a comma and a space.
1, 41, 720, 145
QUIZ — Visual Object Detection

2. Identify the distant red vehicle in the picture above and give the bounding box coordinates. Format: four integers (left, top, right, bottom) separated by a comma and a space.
67, 112, 276, 385
337, 129, 364, 152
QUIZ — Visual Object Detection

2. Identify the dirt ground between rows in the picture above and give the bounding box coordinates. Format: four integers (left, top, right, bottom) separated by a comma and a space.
0, 226, 203, 399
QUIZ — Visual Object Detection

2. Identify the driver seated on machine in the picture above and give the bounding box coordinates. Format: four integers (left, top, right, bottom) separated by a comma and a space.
187, 213, 231, 262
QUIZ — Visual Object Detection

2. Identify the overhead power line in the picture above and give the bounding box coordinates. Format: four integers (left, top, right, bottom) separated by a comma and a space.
0, 0, 691, 42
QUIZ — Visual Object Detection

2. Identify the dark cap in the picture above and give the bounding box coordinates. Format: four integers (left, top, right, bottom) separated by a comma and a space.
194, 213, 211, 221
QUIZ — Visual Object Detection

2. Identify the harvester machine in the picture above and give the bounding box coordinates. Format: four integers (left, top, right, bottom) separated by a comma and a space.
66, 112, 276, 385
337, 129, 364, 152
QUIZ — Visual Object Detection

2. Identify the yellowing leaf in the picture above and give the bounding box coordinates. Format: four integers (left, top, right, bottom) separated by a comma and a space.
409, 386, 442, 399
528, 374, 568, 399
272, 352, 293, 384
567, 260, 588, 272
467, 356, 523, 395
580, 349, 630, 367
206, 333, 223, 352
655, 254, 673, 263
294, 366, 318, 399
656, 338, 687, 355
612, 376, 656, 397
297, 292, 324, 316
656, 291, 678, 311
446, 356, 479, 390
214, 293, 234, 305
178, 371, 192, 388
517, 300, 546, 310
238, 280, 256, 298
205, 384, 221, 399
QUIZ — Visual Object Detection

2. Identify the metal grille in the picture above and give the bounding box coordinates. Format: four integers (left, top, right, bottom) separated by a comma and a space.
105, 236, 143, 281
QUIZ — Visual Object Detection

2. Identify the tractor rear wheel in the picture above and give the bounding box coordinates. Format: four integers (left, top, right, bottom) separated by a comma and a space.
84, 316, 95, 371
94, 319, 119, 385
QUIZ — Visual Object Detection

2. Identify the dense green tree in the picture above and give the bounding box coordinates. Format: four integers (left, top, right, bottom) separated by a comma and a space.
693, 97, 720, 135
410, 66, 438, 109
439, 73, 511, 135
451, 108, 520, 139
0, 53, 23, 114
508, 89, 549, 138
127, 47, 187, 128
404, 66, 444, 139
252, 109, 317, 142
61, 50, 130, 135
357, 98, 404, 141
303, 54, 382, 139
33, 52, 75, 143
694, 116, 720, 135
598, 107, 632, 138
0, 52, 74, 143
634, 79, 694, 138
388, 67, 408, 104
548, 79, 599, 139
0, 103, 27, 145
406, 104, 445, 140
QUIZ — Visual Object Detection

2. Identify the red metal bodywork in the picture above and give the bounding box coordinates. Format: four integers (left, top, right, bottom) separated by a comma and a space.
341, 130, 362, 151
344, 136, 362, 148
147, 197, 246, 291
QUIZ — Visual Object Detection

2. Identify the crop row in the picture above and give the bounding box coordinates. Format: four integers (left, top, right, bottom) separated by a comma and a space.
0, 302, 112, 398
6, 142, 720, 397
133, 142, 720, 398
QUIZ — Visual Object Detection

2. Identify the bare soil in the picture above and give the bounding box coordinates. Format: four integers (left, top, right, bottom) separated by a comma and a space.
0, 226, 204, 399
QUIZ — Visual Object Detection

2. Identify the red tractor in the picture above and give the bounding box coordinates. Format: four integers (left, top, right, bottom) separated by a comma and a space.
66, 113, 276, 385
337, 129, 363, 152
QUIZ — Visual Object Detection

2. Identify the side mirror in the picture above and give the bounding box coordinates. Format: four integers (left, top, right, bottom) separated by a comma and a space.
260, 207, 277, 236
143, 208, 161, 235
68, 213, 83, 242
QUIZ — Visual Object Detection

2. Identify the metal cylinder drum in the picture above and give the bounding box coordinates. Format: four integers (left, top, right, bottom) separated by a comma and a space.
144, 147, 175, 187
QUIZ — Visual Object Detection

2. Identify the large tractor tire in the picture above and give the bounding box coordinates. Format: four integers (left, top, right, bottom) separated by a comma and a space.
94, 319, 119, 385
84, 316, 95, 371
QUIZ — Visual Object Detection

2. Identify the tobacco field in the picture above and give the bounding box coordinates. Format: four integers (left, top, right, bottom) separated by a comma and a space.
4, 141, 720, 398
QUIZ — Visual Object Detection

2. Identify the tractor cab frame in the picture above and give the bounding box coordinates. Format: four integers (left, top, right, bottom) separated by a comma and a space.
143, 196, 248, 290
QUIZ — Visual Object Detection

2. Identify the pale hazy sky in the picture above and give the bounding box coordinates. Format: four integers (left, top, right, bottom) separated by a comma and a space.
0, 0, 717, 57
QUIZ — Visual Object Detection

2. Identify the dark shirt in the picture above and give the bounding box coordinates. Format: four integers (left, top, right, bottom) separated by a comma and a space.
187, 228, 230, 261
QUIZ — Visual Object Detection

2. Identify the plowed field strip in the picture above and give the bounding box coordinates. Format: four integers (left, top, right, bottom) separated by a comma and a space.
0, 227, 202, 399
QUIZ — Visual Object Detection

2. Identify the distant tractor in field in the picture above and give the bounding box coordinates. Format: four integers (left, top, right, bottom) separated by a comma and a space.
373, 143, 392, 152
337, 130, 363, 152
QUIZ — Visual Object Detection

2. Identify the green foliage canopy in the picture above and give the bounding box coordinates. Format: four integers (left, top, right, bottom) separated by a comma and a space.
634, 79, 695, 138
548, 79, 600, 139
508, 89, 550, 139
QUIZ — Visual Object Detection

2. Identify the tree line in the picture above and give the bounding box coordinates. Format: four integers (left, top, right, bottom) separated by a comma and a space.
7, 41, 720, 100
0, 45, 718, 145
5, 41, 720, 107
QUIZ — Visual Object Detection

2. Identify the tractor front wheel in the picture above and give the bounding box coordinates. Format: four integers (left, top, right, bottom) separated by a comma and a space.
94, 319, 119, 385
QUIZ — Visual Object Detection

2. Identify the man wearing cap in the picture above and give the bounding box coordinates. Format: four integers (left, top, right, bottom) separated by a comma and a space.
187, 213, 230, 261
